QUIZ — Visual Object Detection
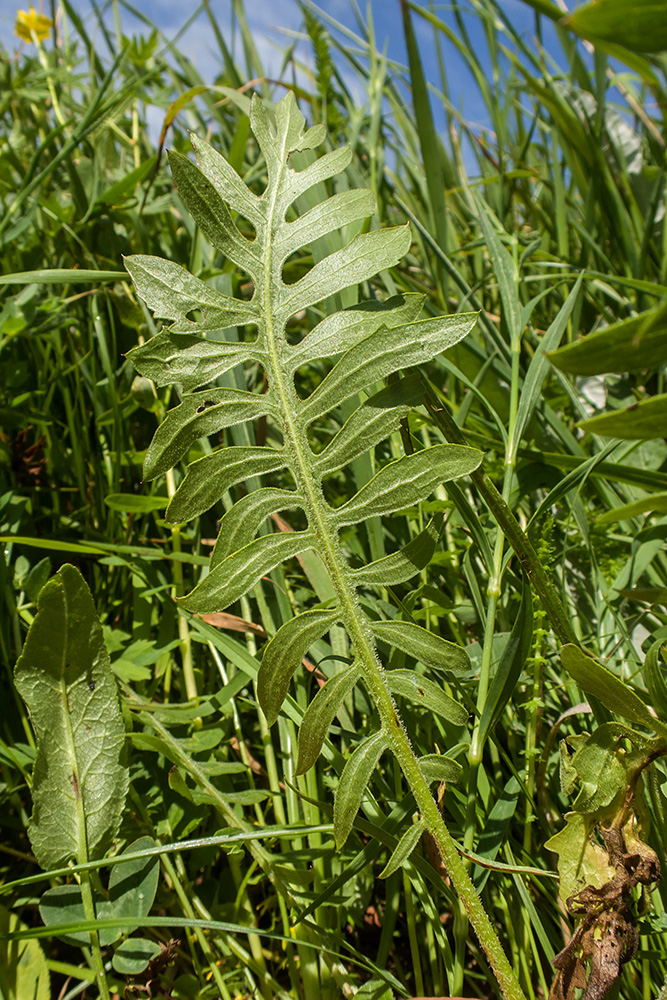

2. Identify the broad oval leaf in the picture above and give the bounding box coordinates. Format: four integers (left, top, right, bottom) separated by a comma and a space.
302, 313, 479, 422
166, 446, 287, 522
112, 938, 162, 976
38, 884, 91, 947
378, 819, 425, 879
548, 300, 667, 376
13, 564, 128, 869
335, 445, 483, 526
371, 619, 470, 674
258, 608, 340, 727
386, 669, 468, 726
39, 836, 159, 948
106, 835, 160, 933
349, 514, 443, 587
211, 487, 304, 567
560, 643, 662, 733
334, 730, 389, 849
419, 753, 463, 784
144, 388, 275, 481
296, 663, 361, 775
127, 331, 257, 391
579, 394, 667, 440
181, 531, 316, 613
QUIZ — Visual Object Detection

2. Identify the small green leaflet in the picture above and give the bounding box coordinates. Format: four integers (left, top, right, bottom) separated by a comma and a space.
182, 532, 316, 613
302, 314, 479, 422
314, 376, 423, 477
258, 609, 340, 726
386, 669, 468, 725
372, 620, 470, 674
335, 445, 482, 525
211, 488, 304, 567
144, 388, 275, 480
168, 149, 261, 273
349, 514, 443, 587
128, 331, 257, 391
419, 754, 463, 784
378, 819, 425, 878
334, 731, 389, 848
288, 294, 423, 369
166, 446, 286, 517
296, 663, 361, 774
124, 254, 257, 331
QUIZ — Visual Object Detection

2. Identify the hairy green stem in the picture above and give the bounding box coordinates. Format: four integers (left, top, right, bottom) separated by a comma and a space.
259, 131, 526, 1000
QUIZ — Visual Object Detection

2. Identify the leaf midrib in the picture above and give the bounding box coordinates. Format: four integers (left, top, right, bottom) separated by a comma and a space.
57, 586, 89, 867
261, 122, 384, 686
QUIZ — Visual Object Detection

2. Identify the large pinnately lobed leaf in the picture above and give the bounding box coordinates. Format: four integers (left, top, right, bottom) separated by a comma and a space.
125, 91, 481, 840
14, 564, 128, 869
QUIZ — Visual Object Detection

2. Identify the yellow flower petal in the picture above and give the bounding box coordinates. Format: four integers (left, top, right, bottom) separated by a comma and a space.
15, 5, 53, 43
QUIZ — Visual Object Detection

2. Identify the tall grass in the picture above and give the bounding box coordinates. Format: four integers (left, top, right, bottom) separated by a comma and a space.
2, 2, 667, 998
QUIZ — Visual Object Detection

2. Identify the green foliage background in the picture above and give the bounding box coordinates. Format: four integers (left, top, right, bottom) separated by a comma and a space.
2, 2, 667, 999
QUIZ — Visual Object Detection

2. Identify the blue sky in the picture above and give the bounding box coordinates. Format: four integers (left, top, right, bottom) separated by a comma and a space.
3, 1, 564, 161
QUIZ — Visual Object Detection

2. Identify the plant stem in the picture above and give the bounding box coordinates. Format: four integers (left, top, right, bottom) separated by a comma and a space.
66, 679, 110, 1000
78, 872, 110, 1000
259, 134, 527, 1000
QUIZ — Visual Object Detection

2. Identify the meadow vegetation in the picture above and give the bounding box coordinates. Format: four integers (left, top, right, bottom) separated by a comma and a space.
2, 2, 667, 999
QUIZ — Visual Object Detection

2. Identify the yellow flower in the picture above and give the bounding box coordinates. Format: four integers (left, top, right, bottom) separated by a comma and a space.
15, 5, 53, 43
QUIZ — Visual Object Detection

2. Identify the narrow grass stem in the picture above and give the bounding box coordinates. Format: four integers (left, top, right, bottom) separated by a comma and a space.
160, 852, 233, 1000
403, 869, 425, 996
33, 33, 66, 127
165, 468, 197, 702
422, 383, 579, 647
78, 872, 110, 1000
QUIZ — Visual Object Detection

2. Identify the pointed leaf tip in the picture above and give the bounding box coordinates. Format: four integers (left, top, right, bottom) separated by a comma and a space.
259, 609, 339, 726
334, 730, 389, 848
